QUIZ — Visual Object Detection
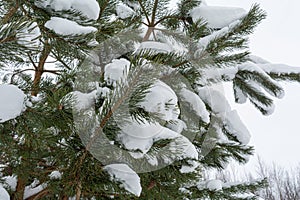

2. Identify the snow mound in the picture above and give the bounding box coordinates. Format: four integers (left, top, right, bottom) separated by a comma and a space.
116, 3, 135, 19
45, 17, 97, 35
104, 59, 130, 86
223, 110, 251, 144
259, 63, 300, 74
139, 80, 179, 121
0, 84, 26, 123
206, 179, 223, 191
138, 41, 173, 53
0, 185, 10, 200
190, 5, 246, 29
104, 164, 142, 196
36, 0, 100, 20
179, 88, 210, 123
70, 90, 97, 111
117, 119, 179, 154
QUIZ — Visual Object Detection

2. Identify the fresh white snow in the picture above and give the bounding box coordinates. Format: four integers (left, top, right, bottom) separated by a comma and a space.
117, 118, 178, 154
259, 63, 300, 75
137, 41, 173, 54
16, 22, 41, 48
104, 59, 130, 86
49, 170, 62, 180
36, 0, 100, 20
222, 110, 251, 144
0, 185, 10, 200
45, 17, 97, 36
116, 3, 135, 19
179, 88, 210, 123
70, 90, 97, 111
190, 5, 246, 29
138, 80, 179, 121
104, 164, 142, 196
0, 84, 26, 123
206, 179, 223, 191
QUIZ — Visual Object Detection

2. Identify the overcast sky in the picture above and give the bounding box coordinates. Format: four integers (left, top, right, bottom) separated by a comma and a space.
207, 0, 300, 168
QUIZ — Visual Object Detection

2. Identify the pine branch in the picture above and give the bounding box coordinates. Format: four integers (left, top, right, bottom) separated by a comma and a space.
31, 40, 51, 96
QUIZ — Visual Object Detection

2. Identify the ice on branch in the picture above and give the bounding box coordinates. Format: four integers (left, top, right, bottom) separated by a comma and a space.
104, 164, 142, 196
45, 17, 97, 36
190, 4, 246, 29
0, 85, 26, 123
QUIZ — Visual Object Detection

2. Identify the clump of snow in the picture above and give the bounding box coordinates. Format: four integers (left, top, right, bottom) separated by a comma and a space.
117, 119, 178, 154
116, 3, 135, 19
180, 160, 200, 173
190, 5, 246, 29
49, 170, 62, 180
197, 86, 251, 144
197, 86, 231, 114
259, 63, 300, 75
36, 0, 100, 20
137, 41, 173, 54
196, 19, 241, 52
198, 67, 238, 85
0, 185, 10, 200
233, 85, 247, 104
248, 55, 270, 64
45, 17, 97, 36
71, 90, 97, 111
206, 179, 223, 191
2, 175, 17, 191
23, 182, 47, 199
197, 179, 223, 191
222, 110, 250, 144
104, 164, 142, 196
139, 80, 179, 121
104, 59, 130, 86
166, 119, 186, 134
0, 84, 26, 123
239, 62, 285, 99
179, 88, 210, 123
16, 22, 41, 48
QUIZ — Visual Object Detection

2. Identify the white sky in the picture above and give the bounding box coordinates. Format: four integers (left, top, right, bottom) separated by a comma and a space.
207, 0, 300, 168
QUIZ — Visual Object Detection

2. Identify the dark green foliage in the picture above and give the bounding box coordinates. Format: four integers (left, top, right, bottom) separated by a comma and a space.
1, 0, 299, 199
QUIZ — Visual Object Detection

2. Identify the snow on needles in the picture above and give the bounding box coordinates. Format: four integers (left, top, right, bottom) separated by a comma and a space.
104, 164, 142, 196
190, 4, 246, 29
45, 17, 97, 36
36, 0, 100, 20
0, 84, 26, 123
179, 88, 210, 123
138, 80, 179, 121
116, 3, 135, 19
197, 86, 250, 144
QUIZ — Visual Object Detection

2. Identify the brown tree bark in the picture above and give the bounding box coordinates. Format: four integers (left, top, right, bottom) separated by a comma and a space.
12, 178, 26, 200
31, 41, 51, 96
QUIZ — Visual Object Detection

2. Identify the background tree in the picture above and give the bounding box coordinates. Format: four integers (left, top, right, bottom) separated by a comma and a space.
1, 0, 300, 199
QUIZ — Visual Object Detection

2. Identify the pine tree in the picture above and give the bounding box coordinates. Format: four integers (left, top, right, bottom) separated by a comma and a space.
1, 0, 300, 199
